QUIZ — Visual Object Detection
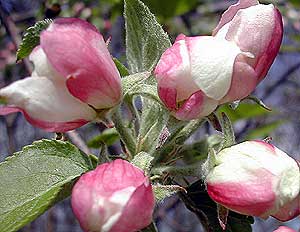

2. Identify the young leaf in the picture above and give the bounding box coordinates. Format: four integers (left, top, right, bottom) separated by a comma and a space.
0, 139, 93, 232
16, 19, 52, 61
124, 0, 171, 73
131, 152, 154, 174
87, 128, 120, 148
113, 57, 130, 77
153, 184, 186, 202
136, 98, 169, 154
220, 112, 236, 149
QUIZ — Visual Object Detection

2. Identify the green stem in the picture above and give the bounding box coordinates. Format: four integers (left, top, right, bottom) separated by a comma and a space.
111, 108, 136, 158
154, 118, 206, 165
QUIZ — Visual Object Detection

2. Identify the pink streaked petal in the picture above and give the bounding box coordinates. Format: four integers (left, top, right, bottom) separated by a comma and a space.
94, 159, 146, 196
41, 18, 121, 109
110, 181, 155, 232
273, 226, 297, 232
220, 54, 258, 103
212, 0, 259, 36
155, 35, 198, 103
175, 33, 186, 42
220, 4, 282, 69
207, 169, 276, 217
0, 106, 88, 132
255, 8, 283, 81
174, 90, 218, 120
0, 106, 20, 115
158, 85, 177, 111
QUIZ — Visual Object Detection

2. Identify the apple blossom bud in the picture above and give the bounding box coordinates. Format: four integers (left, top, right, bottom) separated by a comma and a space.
0, 18, 122, 132
71, 159, 155, 232
214, 0, 283, 103
273, 226, 297, 232
205, 141, 300, 221
154, 1, 283, 120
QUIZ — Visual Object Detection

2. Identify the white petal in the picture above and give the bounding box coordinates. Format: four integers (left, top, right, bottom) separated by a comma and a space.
29, 47, 63, 81
189, 36, 241, 100
0, 77, 96, 122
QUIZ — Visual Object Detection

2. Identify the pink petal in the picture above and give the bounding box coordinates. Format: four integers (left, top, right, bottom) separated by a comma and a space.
0, 106, 88, 132
93, 159, 146, 196
217, 4, 283, 78
155, 34, 198, 103
220, 54, 257, 103
110, 180, 155, 232
207, 169, 276, 217
212, 0, 259, 36
157, 81, 177, 110
41, 18, 121, 109
174, 90, 218, 120
255, 8, 283, 81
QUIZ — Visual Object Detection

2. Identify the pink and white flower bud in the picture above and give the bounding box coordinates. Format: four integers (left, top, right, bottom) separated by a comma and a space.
71, 159, 155, 232
0, 18, 121, 132
205, 141, 300, 221
214, 0, 283, 103
273, 226, 297, 232
154, 1, 283, 120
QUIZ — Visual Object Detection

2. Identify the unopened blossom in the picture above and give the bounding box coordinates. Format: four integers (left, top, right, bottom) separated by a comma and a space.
0, 18, 121, 132
71, 159, 155, 232
205, 141, 300, 221
154, 0, 283, 120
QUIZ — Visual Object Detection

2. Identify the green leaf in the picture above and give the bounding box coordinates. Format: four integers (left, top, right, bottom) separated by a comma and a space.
218, 103, 271, 122
124, 0, 171, 73
16, 19, 53, 61
0, 139, 93, 232
245, 120, 284, 140
87, 128, 120, 148
220, 112, 236, 149
122, 72, 151, 96
180, 134, 223, 164
131, 152, 154, 174
136, 98, 169, 154
182, 180, 254, 232
113, 58, 130, 77
153, 184, 186, 202
154, 118, 206, 165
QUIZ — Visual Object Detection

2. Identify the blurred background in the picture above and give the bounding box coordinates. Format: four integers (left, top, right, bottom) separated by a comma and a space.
0, 0, 300, 231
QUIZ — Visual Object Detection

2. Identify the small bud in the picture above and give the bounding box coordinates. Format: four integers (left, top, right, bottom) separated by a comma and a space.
154, 1, 283, 120
71, 159, 155, 232
205, 141, 300, 221
0, 18, 122, 132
